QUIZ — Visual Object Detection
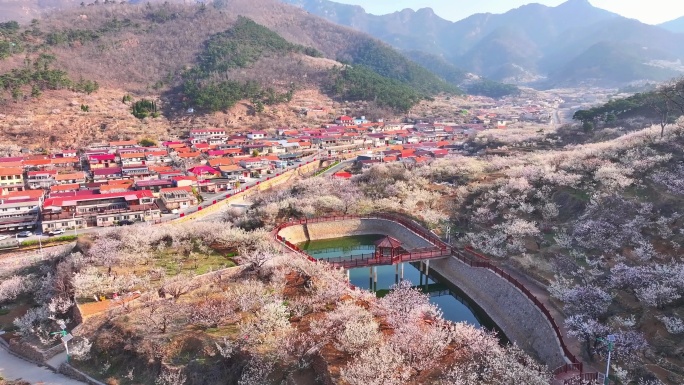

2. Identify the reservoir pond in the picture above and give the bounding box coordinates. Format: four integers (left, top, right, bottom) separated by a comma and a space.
298, 235, 504, 337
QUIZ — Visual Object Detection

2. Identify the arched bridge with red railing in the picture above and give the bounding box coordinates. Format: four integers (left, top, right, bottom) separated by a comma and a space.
312, 246, 451, 269
273, 214, 451, 268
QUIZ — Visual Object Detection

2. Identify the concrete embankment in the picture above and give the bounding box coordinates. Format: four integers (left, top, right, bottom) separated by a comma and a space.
430, 256, 567, 369
277, 218, 432, 249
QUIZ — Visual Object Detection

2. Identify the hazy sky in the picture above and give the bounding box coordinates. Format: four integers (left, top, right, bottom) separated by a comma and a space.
331, 0, 684, 25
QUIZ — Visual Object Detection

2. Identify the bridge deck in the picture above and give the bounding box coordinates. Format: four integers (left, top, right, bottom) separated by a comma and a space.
318, 247, 450, 268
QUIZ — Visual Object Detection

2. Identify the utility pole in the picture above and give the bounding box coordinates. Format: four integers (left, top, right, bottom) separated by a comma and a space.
51, 320, 73, 362
598, 334, 616, 385
73, 212, 78, 237
38, 233, 43, 257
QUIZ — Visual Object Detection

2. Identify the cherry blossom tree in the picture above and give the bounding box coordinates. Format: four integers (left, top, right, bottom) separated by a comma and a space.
240, 301, 292, 349
340, 343, 410, 385
610, 262, 684, 308
310, 301, 380, 354
390, 321, 454, 373
13, 306, 51, 337
284, 332, 324, 369
376, 280, 441, 327
156, 367, 187, 385
657, 316, 684, 334
635, 283, 681, 308
565, 315, 610, 358
443, 345, 551, 385
554, 284, 612, 318
189, 297, 235, 329
87, 236, 122, 268
650, 164, 684, 195
70, 337, 93, 361
0, 274, 34, 304
160, 274, 195, 301
231, 279, 274, 312
144, 299, 184, 334
238, 356, 275, 385
72, 266, 110, 298
237, 247, 278, 272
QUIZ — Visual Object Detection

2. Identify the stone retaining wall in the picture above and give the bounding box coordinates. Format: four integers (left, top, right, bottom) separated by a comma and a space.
277, 219, 433, 249
430, 256, 567, 369
8, 338, 64, 363
0, 337, 44, 367
60, 362, 106, 385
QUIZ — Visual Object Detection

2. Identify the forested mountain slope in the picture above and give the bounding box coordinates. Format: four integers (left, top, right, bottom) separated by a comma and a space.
0, 0, 458, 114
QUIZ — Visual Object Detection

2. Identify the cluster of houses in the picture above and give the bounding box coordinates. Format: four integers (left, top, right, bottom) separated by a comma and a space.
0, 115, 490, 234
466, 94, 559, 127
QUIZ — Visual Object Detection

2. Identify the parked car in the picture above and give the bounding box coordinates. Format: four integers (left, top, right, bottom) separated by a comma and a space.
117, 220, 135, 226
48, 228, 65, 236
17, 231, 33, 237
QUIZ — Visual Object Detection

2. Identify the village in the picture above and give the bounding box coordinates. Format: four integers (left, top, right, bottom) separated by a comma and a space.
0, 91, 561, 241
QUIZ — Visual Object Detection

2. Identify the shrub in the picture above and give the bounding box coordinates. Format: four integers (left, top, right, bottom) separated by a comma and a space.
131, 99, 158, 119
20, 235, 77, 247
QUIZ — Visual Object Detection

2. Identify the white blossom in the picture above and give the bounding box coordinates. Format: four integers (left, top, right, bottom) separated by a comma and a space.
657, 316, 684, 334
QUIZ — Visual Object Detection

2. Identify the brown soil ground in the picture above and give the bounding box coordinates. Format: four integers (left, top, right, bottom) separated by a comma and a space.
78, 294, 141, 319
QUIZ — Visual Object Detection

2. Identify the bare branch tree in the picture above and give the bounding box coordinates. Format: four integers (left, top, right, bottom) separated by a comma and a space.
160, 273, 195, 301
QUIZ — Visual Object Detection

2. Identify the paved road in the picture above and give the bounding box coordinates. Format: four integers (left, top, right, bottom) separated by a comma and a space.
191, 162, 318, 222
320, 160, 352, 176
0, 345, 84, 385
161, 157, 321, 221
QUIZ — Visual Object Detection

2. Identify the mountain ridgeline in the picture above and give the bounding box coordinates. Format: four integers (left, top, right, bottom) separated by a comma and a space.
659, 16, 684, 34
0, 0, 461, 113
180, 16, 316, 112
285, 0, 684, 86
181, 16, 456, 112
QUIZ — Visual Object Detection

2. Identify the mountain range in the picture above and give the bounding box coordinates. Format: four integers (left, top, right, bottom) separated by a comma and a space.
659, 16, 684, 33
284, 0, 684, 87
2, 0, 684, 94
